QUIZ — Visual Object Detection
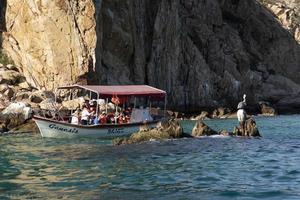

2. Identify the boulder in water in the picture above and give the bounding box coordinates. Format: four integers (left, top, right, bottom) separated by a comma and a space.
0, 102, 32, 130
113, 119, 186, 145
8, 119, 39, 134
233, 118, 261, 137
192, 120, 218, 136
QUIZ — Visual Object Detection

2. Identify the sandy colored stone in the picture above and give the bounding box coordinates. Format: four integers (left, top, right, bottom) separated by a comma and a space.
2, 0, 97, 90
0, 102, 32, 130
62, 98, 83, 110
29, 90, 55, 103
3, 87, 14, 99
6, 64, 18, 71
0, 83, 9, 93
18, 81, 32, 90
0, 70, 23, 84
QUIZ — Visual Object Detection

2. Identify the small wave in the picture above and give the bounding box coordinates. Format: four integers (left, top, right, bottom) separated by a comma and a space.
195, 135, 230, 138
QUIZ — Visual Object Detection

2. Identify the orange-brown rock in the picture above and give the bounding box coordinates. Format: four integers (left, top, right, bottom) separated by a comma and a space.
192, 120, 218, 136
113, 119, 186, 145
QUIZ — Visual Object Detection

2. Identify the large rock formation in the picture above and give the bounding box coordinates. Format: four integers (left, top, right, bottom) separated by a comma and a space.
0, 102, 32, 130
261, 0, 300, 42
113, 119, 186, 145
0, 0, 299, 112
1, 0, 97, 90
233, 118, 261, 137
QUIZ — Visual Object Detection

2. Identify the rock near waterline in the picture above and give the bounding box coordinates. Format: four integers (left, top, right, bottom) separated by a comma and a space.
113, 120, 188, 145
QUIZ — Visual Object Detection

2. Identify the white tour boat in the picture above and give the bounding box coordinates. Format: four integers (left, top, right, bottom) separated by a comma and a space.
33, 85, 167, 138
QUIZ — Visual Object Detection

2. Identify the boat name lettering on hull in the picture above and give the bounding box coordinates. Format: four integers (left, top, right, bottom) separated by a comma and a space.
108, 128, 124, 134
49, 124, 79, 134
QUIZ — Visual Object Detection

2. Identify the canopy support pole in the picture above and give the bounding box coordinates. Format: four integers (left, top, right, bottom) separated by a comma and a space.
115, 105, 118, 124
96, 93, 99, 117
134, 97, 136, 109
70, 89, 73, 116
105, 98, 108, 114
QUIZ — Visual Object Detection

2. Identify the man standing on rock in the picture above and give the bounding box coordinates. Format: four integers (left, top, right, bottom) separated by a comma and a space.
237, 94, 247, 135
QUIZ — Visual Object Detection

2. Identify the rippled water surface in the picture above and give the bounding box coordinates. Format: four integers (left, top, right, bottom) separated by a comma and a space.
1, 115, 300, 199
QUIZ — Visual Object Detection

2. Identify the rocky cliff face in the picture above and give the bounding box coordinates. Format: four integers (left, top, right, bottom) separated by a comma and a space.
1, 0, 97, 89
0, 0, 299, 112
261, 0, 300, 43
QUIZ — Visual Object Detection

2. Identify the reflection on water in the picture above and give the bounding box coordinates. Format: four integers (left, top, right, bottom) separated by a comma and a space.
1, 115, 300, 199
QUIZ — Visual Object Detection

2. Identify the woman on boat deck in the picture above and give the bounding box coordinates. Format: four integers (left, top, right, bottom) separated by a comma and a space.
71, 107, 81, 125
81, 105, 90, 125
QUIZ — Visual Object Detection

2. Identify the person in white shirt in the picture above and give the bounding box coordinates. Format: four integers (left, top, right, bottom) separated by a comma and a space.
71, 107, 81, 125
237, 94, 247, 135
81, 105, 90, 125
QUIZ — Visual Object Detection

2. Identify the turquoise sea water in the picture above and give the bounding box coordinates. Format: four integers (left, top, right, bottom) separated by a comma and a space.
1, 115, 300, 199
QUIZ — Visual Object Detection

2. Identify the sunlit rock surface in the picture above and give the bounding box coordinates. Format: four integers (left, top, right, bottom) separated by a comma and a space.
113, 119, 186, 145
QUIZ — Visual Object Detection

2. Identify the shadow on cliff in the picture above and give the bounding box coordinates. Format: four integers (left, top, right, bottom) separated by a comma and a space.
0, 0, 7, 45
85, 0, 299, 113
182, 0, 300, 113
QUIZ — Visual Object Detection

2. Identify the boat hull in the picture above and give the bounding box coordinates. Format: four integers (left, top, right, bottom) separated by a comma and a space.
33, 116, 158, 138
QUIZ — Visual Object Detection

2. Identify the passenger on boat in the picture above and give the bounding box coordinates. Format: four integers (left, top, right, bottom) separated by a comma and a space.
123, 107, 131, 116
71, 108, 81, 125
106, 113, 115, 124
237, 94, 247, 135
81, 105, 90, 125
99, 111, 107, 124
118, 113, 127, 124
84, 99, 90, 110
89, 102, 97, 125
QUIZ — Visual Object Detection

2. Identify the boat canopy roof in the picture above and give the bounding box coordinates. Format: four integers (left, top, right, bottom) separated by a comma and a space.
57, 84, 166, 99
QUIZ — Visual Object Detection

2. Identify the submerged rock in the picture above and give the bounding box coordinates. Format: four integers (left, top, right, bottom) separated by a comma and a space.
8, 119, 39, 134
113, 120, 188, 145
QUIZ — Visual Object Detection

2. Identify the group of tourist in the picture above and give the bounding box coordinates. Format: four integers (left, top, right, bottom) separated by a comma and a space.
70, 100, 131, 125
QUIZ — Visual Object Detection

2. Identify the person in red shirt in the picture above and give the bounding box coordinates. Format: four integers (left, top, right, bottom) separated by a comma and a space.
98, 111, 107, 124
118, 113, 126, 124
